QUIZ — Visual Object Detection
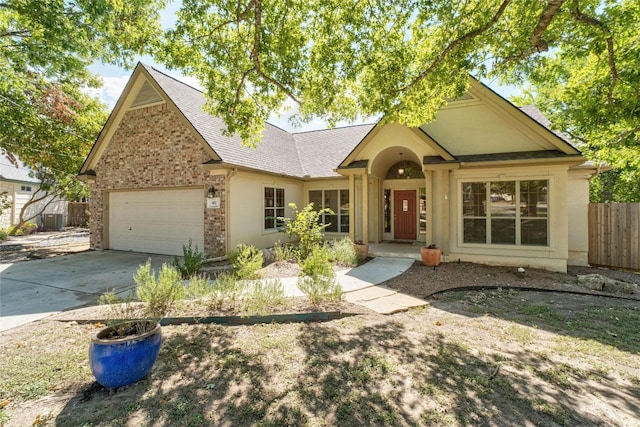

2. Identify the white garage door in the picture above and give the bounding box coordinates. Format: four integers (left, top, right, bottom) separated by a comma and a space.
109, 189, 205, 256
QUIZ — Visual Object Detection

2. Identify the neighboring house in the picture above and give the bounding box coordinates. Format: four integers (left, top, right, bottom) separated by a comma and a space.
79, 63, 598, 272
0, 152, 67, 229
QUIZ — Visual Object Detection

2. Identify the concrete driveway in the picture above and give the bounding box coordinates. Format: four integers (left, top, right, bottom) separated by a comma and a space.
0, 250, 174, 332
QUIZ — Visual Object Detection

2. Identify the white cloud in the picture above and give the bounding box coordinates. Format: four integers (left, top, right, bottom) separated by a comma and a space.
83, 75, 131, 108
101, 75, 131, 102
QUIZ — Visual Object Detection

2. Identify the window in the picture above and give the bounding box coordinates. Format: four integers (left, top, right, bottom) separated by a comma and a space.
309, 189, 349, 233
462, 180, 548, 246
264, 187, 285, 230
419, 188, 427, 235
383, 189, 391, 233
20, 185, 32, 192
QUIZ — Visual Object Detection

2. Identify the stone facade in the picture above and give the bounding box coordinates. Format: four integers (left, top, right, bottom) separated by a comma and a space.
89, 103, 226, 257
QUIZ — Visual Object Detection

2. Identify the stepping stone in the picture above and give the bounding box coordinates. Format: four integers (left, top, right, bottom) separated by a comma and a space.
356, 291, 428, 315
344, 286, 397, 302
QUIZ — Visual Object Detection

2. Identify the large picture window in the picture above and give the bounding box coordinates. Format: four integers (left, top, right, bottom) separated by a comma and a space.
309, 189, 349, 233
462, 180, 548, 246
264, 187, 285, 230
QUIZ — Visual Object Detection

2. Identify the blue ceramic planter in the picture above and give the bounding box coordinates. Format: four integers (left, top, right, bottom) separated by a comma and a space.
89, 321, 162, 389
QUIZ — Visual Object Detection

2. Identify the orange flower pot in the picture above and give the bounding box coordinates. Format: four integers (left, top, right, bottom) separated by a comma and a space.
420, 246, 441, 267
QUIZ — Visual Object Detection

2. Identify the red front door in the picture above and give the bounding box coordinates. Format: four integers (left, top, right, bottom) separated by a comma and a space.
394, 190, 416, 240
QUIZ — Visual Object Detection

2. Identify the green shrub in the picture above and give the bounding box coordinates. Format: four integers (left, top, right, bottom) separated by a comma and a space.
210, 271, 245, 309
97, 289, 141, 325
0, 228, 8, 241
228, 243, 263, 279
98, 261, 186, 335
173, 238, 207, 278
297, 275, 343, 304
329, 237, 359, 267
274, 240, 297, 262
135, 260, 185, 321
281, 203, 332, 261
301, 244, 334, 278
183, 274, 214, 300
298, 245, 343, 304
21, 222, 37, 235
242, 279, 287, 315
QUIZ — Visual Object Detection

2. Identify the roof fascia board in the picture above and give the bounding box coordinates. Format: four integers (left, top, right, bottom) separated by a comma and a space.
409, 127, 456, 161
338, 124, 381, 168
204, 162, 306, 181
0, 177, 40, 185
335, 167, 367, 177
458, 156, 585, 169
467, 78, 581, 155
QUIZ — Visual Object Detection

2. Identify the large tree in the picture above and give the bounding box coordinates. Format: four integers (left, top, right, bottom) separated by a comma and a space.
161, 0, 638, 200
506, 2, 640, 201
0, 0, 166, 214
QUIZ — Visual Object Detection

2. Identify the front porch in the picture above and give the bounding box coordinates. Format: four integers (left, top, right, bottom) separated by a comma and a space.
368, 241, 424, 261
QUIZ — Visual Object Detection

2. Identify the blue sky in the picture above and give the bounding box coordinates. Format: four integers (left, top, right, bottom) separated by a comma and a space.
89, 2, 522, 132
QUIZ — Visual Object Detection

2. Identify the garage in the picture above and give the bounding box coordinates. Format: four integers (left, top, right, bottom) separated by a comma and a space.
108, 189, 205, 256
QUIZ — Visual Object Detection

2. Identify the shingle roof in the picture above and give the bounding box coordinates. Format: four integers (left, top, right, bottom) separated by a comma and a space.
519, 105, 575, 148
146, 65, 369, 178
293, 125, 375, 177
0, 152, 38, 183
143, 65, 575, 178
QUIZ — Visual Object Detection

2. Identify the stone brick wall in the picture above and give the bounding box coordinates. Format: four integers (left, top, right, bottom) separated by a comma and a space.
89, 103, 226, 257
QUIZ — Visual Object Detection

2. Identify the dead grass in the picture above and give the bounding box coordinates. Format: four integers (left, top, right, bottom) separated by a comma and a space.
1, 288, 639, 426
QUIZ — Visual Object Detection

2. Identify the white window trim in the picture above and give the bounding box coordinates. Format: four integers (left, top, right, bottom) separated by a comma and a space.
263, 186, 285, 232
308, 189, 350, 234
459, 178, 551, 248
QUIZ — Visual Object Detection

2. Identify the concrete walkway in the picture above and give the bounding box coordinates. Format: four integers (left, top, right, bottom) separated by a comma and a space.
278, 257, 428, 314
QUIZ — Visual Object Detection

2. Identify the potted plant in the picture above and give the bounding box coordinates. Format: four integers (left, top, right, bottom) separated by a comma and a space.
353, 240, 369, 261
420, 244, 442, 267
89, 260, 184, 389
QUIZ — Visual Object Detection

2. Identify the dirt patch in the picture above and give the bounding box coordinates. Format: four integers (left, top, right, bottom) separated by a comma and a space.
381, 261, 640, 300
2, 290, 639, 426
2, 252, 640, 425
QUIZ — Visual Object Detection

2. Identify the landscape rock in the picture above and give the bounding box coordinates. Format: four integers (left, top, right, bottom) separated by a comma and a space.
576, 274, 638, 294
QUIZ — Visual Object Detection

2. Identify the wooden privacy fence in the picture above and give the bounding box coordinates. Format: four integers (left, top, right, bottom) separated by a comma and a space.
589, 203, 640, 270
67, 202, 89, 227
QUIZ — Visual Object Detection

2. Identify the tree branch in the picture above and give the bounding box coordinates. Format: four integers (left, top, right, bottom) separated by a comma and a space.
249, 0, 300, 104
231, 67, 255, 115
195, 0, 255, 42
570, 1, 618, 104
397, 0, 511, 95
530, 0, 564, 49
497, 0, 564, 66
0, 29, 31, 38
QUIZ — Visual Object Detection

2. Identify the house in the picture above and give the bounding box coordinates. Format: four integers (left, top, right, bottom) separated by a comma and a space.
0, 152, 40, 228
78, 63, 598, 272
0, 152, 69, 230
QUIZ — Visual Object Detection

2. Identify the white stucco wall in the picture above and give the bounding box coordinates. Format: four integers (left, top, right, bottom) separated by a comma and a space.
567, 168, 593, 266
227, 171, 303, 251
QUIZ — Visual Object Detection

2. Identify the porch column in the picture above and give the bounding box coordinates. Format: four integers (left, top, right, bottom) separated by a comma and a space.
442, 170, 450, 254
424, 170, 432, 245
349, 174, 355, 242
432, 170, 444, 249
362, 173, 369, 243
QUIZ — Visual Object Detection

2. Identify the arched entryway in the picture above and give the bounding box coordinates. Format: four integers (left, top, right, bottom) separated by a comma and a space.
368, 148, 429, 243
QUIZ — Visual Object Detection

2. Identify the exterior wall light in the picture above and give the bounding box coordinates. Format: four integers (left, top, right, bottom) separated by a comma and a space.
207, 186, 216, 198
